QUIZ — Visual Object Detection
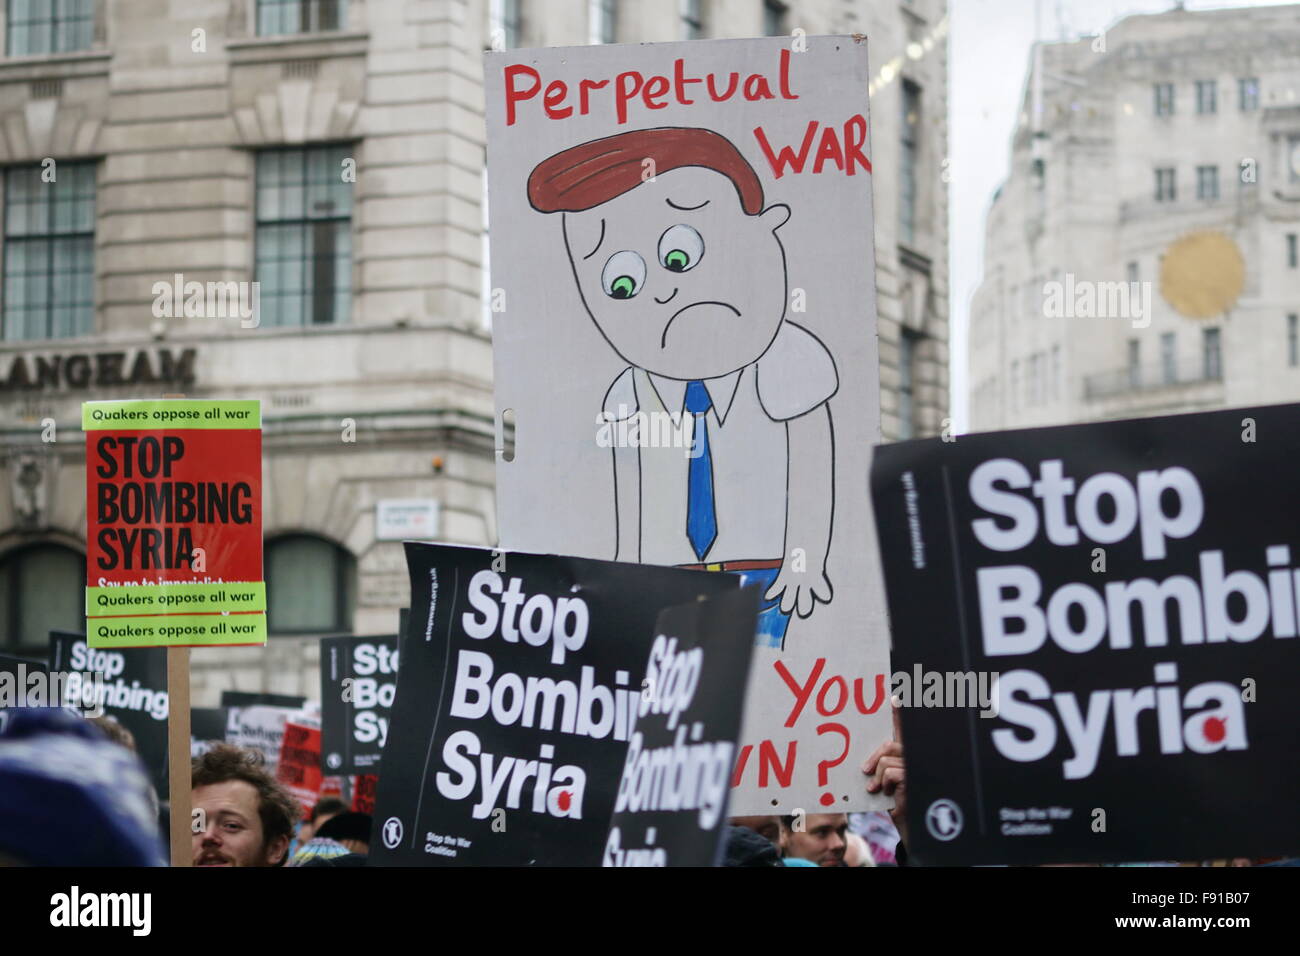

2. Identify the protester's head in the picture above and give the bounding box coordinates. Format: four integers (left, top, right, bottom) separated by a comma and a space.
298, 797, 348, 845
781, 813, 849, 867
191, 744, 299, 867
314, 812, 372, 856
730, 815, 785, 853
723, 825, 783, 867
0, 707, 164, 866
843, 831, 875, 867
89, 715, 137, 752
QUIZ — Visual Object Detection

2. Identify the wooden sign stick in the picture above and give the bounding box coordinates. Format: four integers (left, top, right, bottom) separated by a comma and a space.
161, 391, 192, 868
168, 646, 192, 867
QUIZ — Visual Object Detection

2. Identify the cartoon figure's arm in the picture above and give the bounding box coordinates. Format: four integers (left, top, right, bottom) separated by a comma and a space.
604, 368, 641, 562
612, 444, 640, 563
756, 322, 839, 618
769, 406, 834, 616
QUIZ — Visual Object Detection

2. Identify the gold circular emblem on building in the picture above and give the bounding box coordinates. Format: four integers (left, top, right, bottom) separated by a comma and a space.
1159, 230, 1245, 319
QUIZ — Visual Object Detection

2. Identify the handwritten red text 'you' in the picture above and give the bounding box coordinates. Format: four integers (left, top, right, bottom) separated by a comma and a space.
731, 661, 886, 799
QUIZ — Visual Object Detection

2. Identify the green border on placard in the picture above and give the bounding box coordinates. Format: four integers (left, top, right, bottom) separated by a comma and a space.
87, 613, 267, 648
82, 399, 261, 431
86, 581, 265, 618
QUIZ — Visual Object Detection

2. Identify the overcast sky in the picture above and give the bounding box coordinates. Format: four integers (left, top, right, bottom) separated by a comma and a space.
947, 0, 1296, 431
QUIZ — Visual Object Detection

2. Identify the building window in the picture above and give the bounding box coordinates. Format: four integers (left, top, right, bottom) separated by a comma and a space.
588, 0, 616, 44
2, 162, 96, 341
1289, 135, 1300, 185
1126, 261, 1139, 284
898, 329, 920, 439
265, 535, 355, 634
1154, 83, 1174, 117
1196, 165, 1219, 200
1239, 77, 1260, 111
255, 146, 353, 327
491, 0, 522, 48
1194, 80, 1216, 115
5, 0, 94, 56
256, 0, 344, 36
679, 0, 703, 39
1010, 359, 1020, 411
1127, 339, 1141, 389
1160, 332, 1176, 384
763, 0, 787, 36
900, 81, 922, 245
1051, 344, 1061, 401
1155, 167, 1176, 202
1289, 314, 1298, 367
0, 544, 85, 653
1288, 233, 1297, 268
1203, 327, 1222, 380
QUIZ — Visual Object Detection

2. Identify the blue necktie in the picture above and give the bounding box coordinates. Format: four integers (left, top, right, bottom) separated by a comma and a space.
685, 380, 717, 561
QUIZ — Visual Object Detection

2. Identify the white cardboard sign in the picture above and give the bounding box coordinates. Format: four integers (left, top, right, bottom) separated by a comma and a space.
486, 36, 888, 814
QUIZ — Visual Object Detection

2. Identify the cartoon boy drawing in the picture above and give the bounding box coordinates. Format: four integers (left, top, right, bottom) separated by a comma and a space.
528, 127, 837, 649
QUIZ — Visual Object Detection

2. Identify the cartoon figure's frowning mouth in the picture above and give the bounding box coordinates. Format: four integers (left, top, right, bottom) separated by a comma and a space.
660, 300, 742, 348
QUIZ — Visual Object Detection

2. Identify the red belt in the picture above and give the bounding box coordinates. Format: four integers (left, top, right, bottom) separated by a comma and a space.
678, 559, 783, 572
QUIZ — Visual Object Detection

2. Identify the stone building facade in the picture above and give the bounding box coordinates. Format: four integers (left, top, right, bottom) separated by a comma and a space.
0, 0, 947, 704
969, 4, 1300, 431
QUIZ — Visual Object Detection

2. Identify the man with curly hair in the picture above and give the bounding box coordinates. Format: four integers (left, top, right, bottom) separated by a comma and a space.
191, 743, 300, 867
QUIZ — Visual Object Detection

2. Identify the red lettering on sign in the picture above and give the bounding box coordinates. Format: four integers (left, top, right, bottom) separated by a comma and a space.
504, 64, 541, 126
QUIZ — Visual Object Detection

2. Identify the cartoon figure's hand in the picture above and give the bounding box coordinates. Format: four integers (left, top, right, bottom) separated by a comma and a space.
764, 564, 832, 618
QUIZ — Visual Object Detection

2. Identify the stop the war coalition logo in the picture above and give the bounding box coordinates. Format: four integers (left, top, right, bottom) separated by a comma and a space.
871, 403, 1300, 864
369, 543, 737, 867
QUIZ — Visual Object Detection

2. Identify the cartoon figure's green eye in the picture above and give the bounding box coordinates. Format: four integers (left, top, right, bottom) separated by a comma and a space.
658, 224, 704, 274
601, 250, 646, 300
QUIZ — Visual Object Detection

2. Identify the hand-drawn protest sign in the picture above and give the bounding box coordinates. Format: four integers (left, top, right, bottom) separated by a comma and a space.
320, 635, 399, 774
48, 631, 169, 795
485, 36, 887, 814
369, 542, 739, 866
604, 588, 758, 866
871, 404, 1300, 864
83, 399, 265, 647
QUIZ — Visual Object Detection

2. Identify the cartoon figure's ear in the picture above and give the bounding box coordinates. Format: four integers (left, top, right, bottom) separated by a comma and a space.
761, 203, 791, 232
561, 211, 606, 262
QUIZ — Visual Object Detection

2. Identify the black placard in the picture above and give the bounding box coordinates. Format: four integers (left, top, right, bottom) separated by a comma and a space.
220, 690, 306, 709
48, 631, 168, 796
604, 588, 759, 866
369, 543, 739, 866
870, 403, 1300, 864
320, 635, 399, 774
191, 707, 229, 757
